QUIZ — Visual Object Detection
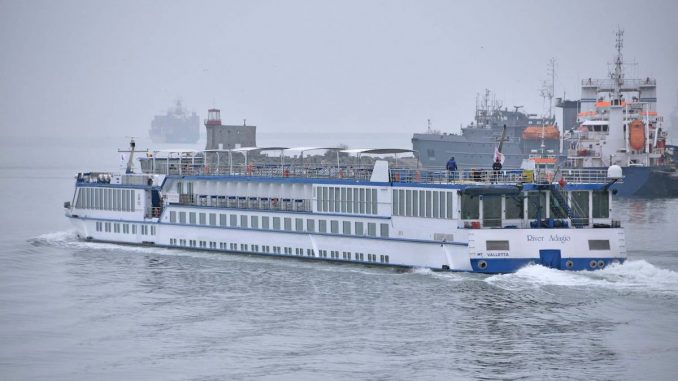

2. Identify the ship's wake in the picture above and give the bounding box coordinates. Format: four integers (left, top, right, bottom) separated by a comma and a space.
485, 260, 678, 296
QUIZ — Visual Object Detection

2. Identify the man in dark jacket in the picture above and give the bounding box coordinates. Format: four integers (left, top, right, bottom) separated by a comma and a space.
446, 156, 458, 181
492, 158, 502, 182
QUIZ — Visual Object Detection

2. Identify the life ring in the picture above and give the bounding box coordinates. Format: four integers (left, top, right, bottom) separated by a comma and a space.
283, 169, 289, 177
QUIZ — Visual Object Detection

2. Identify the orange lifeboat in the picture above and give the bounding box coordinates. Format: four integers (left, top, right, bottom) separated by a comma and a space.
522, 125, 560, 140
629, 119, 646, 151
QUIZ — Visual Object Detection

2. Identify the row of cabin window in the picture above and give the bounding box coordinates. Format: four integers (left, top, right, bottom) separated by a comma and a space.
316, 186, 378, 215
392, 189, 455, 219
168, 210, 390, 237
459, 190, 609, 220
95, 221, 155, 235
166, 238, 390, 263
76, 187, 135, 212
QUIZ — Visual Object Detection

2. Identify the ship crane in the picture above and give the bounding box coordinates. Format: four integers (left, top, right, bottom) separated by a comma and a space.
118, 137, 148, 174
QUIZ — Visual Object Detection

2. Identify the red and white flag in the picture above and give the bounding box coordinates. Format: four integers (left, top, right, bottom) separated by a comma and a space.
494, 146, 505, 165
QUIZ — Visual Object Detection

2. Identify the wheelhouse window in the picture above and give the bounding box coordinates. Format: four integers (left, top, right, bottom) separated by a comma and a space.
460, 193, 479, 220
527, 192, 547, 219
504, 195, 523, 219
592, 190, 609, 218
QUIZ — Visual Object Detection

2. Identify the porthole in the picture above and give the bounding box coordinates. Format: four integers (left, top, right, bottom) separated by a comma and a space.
597, 260, 606, 268
589, 259, 598, 269
478, 260, 488, 270
565, 260, 574, 269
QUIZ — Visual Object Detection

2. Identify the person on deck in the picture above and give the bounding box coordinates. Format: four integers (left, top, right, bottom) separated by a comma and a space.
446, 156, 458, 181
492, 158, 503, 183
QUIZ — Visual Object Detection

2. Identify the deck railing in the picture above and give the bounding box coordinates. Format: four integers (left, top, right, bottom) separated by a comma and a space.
140, 160, 613, 185
390, 168, 611, 185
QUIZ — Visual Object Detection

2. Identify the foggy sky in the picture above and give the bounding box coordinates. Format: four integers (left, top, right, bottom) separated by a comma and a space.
1, 0, 677, 142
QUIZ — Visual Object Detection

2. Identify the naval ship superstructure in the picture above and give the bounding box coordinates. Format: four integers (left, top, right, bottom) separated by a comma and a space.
412, 90, 560, 169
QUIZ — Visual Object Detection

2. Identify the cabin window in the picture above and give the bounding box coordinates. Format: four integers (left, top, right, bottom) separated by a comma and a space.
209, 213, 216, 226
230, 214, 238, 227
527, 192, 547, 219
262, 216, 270, 229
571, 191, 590, 226
220, 214, 227, 226
405, 190, 413, 216
251, 216, 259, 229
505, 195, 524, 219
170, 211, 176, 223
355, 222, 364, 236
398, 190, 405, 216
460, 193, 480, 220
367, 223, 376, 237
189, 212, 197, 224
346, 188, 353, 213
588, 240, 610, 250
340, 188, 347, 213
240, 215, 248, 228
319, 220, 327, 233
322, 187, 329, 211
306, 219, 315, 232
392, 189, 399, 215
438, 191, 446, 218
317, 186, 323, 211
331, 220, 339, 234
425, 191, 432, 218
272, 217, 281, 230
334, 187, 341, 212
199, 213, 206, 225
370, 189, 378, 214
354, 188, 360, 213
380, 223, 389, 237
446, 192, 454, 219
486, 240, 509, 251
284, 218, 292, 231
592, 190, 609, 218
549, 192, 569, 219
296, 218, 304, 231
360, 188, 366, 214
412, 190, 419, 217
342, 221, 351, 235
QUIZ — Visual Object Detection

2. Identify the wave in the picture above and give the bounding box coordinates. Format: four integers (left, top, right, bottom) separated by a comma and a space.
485, 260, 678, 295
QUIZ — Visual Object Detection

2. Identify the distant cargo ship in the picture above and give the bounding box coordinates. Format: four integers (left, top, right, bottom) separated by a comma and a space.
149, 100, 200, 144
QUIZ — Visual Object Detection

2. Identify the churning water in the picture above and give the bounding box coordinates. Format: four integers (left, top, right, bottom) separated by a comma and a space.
1, 136, 678, 380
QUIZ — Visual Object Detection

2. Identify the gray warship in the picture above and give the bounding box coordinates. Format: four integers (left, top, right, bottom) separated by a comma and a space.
149, 100, 200, 144
412, 89, 559, 169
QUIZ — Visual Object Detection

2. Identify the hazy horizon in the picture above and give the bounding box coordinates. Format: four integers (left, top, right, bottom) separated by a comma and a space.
1, 0, 677, 143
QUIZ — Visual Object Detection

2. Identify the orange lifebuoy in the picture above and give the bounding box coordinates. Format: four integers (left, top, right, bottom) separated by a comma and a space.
283, 169, 289, 177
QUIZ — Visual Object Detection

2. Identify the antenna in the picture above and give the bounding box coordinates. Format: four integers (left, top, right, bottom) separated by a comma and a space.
427, 119, 432, 133
612, 27, 624, 99
540, 58, 556, 119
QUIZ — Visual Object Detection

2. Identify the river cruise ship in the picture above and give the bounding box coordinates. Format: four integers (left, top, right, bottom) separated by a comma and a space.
64, 142, 626, 273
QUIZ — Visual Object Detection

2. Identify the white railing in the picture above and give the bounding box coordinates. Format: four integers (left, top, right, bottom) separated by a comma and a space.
389, 168, 611, 185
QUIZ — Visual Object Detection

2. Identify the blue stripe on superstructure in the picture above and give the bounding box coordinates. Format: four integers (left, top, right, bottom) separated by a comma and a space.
66, 215, 469, 246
